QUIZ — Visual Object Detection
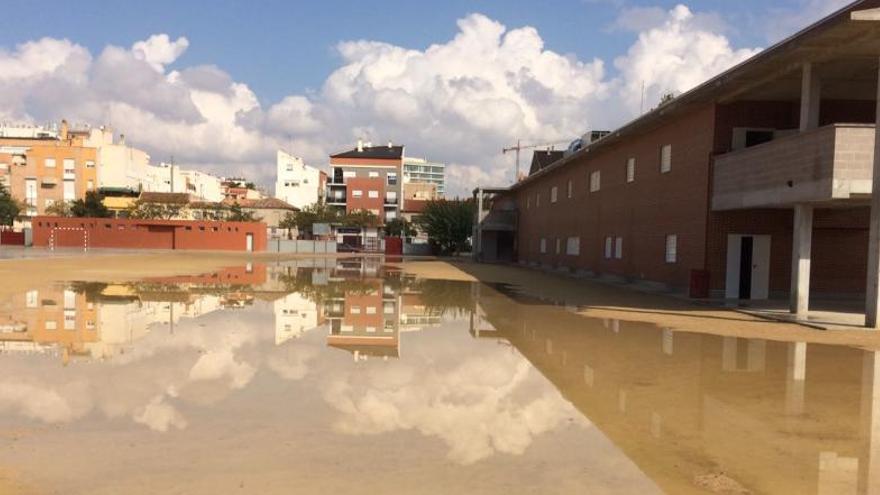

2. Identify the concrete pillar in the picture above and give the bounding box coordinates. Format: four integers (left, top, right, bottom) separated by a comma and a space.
790, 204, 813, 316
865, 58, 880, 328
800, 62, 821, 132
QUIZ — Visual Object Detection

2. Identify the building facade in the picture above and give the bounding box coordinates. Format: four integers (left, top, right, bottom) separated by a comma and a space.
274, 150, 326, 209
475, 0, 880, 326
403, 157, 445, 196
327, 140, 404, 223
0, 120, 98, 220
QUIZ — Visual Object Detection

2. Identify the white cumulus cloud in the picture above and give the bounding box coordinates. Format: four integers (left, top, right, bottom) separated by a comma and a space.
0, 5, 765, 196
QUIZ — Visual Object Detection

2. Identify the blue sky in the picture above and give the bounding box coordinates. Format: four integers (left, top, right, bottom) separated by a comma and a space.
0, 0, 826, 105
0, 0, 850, 194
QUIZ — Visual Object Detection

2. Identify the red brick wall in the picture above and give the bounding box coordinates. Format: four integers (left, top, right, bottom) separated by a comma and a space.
32, 217, 267, 251
346, 177, 386, 219
507, 98, 875, 294
514, 103, 716, 288
706, 208, 869, 295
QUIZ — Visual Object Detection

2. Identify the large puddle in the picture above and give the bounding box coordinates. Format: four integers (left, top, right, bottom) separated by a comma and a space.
0, 257, 877, 494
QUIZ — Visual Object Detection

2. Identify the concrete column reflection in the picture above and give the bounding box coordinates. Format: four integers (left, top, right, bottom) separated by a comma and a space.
859, 351, 880, 495
785, 342, 807, 415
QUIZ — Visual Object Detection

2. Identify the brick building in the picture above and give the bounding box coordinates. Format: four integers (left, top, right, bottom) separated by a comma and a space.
327, 139, 404, 222
475, 0, 880, 326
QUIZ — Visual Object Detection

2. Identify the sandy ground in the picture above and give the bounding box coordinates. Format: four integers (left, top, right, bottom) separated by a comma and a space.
398, 259, 880, 349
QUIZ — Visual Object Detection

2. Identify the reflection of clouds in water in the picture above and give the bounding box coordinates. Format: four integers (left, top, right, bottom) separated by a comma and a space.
188, 350, 256, 389
0, 382, 80, 423
322, 350, 577, 464
0, 306, 273, 431
134, 394, 188, 432
267, 344, 321, 381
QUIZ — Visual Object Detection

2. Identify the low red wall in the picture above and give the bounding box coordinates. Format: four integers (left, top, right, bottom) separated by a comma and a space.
32, 217, 267, 251
0, 230, 24, 246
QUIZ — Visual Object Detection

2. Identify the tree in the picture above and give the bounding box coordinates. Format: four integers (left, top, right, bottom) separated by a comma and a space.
384, 218, 416, 238
45, 200, 73, 217
70, 191, 111, 218
285, 202, 340, 237
130, 200, 186, 220
415, 199, 475, 255
0, 182, 21, 227
227, 202, 261, 222
343, 209, 380, 229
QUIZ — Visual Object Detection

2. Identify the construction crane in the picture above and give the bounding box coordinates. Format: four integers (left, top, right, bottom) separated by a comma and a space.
502, 140, 570, 182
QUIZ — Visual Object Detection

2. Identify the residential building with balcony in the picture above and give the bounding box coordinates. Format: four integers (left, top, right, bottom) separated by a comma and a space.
475, 0, 880, 326
327, 140, 404, 224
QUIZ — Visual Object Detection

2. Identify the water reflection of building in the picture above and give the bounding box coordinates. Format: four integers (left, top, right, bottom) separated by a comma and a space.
275, 292, 324, 345
0, 265, 281, 362
471, 283, 880, 495
0, 288, 99, 361
327, 279, 400, 361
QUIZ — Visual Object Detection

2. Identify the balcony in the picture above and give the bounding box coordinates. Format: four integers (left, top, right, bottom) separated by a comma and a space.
712, 124, 875, 211
478, 209, 517, 232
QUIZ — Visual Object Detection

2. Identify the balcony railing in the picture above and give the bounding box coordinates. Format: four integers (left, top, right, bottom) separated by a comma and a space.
712, 124, 875, 211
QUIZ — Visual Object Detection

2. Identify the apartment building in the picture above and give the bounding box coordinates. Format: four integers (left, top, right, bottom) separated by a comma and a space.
475, 0, 880, 326
403, 156, 445, 196
0, 120, 97, 220
274, 150, 326, 209
83, 126, 152, 191
327, 140, 404, 223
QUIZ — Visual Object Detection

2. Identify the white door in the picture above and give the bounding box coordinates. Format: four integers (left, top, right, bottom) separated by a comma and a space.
725, 234, 771, 300
246, 233, 254, 252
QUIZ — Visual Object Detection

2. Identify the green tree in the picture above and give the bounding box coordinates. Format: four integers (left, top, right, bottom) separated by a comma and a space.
227, 202, 261, 222
0, 182, 21, 226
45, 200, 73, 217
415, 199, 475, 255
285, 202, 340, 237
130, 200, 186, 220
384, 217, 416, 238
343, 209, 380, 229
70, 191, 111, 218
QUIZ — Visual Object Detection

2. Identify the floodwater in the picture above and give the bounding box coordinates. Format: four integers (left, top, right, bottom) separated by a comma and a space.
0, 257, 877, 494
